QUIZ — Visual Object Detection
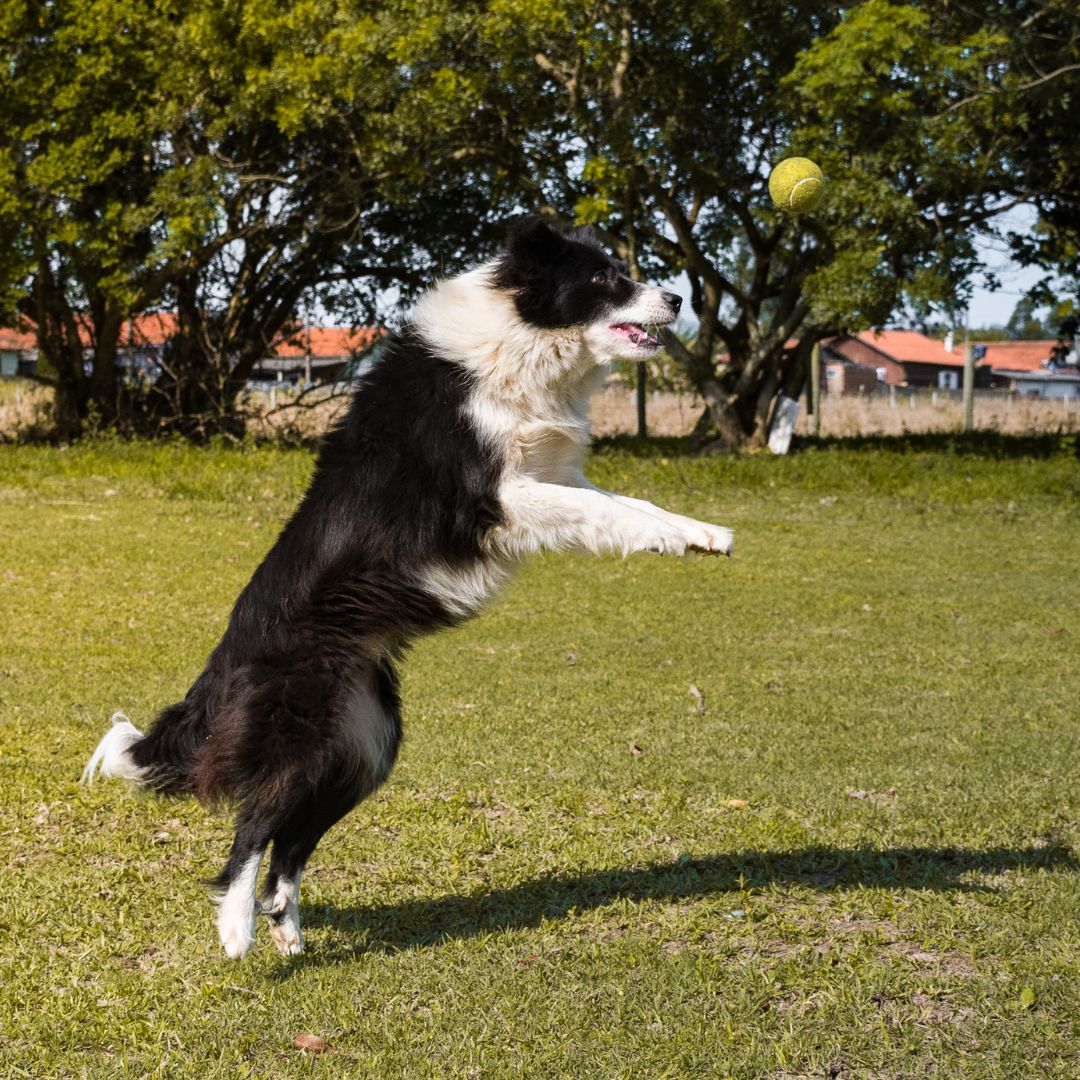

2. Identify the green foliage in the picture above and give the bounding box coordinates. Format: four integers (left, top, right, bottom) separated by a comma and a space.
469, 0, 1064, 446
3, 0, 1079, 444
1, 0, 515, 437
799, 0, 1080, 314
789, 1, 1012, 325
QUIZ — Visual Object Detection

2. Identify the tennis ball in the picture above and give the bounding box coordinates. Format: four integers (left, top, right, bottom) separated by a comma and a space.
768, 157, 825, 214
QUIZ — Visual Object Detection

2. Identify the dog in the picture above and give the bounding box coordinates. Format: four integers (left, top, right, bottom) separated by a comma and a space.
81, 217, 733, 959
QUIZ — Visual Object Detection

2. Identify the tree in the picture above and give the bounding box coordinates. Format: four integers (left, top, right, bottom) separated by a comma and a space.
0, 0, 520, 438
845, 2, 1080, 328
132, 0, 522, 436
1005, 297, 1047, 340
471, 0, 1027, 449
0, 0, 185, 437
6, 0, 1076, 445
986, 1, 1080, 302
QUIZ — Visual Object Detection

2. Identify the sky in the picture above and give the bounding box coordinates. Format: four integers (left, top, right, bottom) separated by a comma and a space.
965, 205, 1046, 329
672, 204, 1054, 335
373, 207, 1056, 335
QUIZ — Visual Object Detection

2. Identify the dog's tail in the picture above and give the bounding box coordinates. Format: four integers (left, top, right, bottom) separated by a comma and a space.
80, 712, 148, 786
81, 700, 205, 795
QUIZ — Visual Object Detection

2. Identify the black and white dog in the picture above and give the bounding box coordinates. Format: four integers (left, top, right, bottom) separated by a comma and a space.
82, 218, 733, 959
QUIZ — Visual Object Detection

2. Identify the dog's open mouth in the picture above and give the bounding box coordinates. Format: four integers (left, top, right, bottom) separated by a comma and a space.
609, 322, 661, 351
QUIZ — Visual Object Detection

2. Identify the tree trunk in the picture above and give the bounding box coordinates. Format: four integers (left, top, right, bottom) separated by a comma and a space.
33, 256, 90, 441
87, 305, 124, 430
52, 377, 84, 442
749, 367, 780, 448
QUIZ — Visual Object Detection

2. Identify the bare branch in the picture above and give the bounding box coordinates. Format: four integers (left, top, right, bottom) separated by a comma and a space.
646, 180, 746, 307
941, 62, 1080, 115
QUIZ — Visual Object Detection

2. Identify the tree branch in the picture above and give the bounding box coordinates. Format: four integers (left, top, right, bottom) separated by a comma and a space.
941, 62, 1080, 115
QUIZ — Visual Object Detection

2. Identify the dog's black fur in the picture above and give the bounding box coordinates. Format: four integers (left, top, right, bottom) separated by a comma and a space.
84, 217, 719, 956
491, 220, 640, 327
132, 326, 507, 899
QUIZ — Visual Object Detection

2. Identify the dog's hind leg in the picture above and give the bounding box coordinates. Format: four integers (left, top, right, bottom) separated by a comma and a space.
260, 778, 367, 955
211, 807, 276, 960
260, 661, 403, 955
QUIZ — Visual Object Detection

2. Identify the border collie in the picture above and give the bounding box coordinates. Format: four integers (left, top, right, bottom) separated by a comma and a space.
82, 218, 733, 959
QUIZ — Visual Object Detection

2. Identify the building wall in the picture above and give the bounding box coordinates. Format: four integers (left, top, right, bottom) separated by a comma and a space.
902, 362, 993, 390
824, 338, 905, 386
0, 350, 36, 378
824, 362, 879, 395
1006, 375, 1080, 399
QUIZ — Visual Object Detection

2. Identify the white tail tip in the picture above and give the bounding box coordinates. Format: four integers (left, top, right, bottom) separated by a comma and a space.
80, 712, 146, 786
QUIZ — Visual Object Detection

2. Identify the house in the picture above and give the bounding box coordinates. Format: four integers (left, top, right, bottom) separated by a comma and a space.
114, 313, 181, 379
823, 330, 993, 391
112, 315, 384, 385
823, 360, 878, 396
1, 317, 383, 387
0, 327, 38, 378
251, 326, 384, 385
977, 339, 1080, 399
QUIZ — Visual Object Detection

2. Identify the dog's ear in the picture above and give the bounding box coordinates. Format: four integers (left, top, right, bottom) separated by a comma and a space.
564, 224, 603, 250
505, 216, 568, 265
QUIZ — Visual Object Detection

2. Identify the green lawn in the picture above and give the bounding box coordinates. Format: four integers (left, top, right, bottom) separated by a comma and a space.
1, 436, 1078, 1078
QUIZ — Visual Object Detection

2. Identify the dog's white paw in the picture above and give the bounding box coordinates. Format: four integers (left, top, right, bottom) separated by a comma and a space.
688, 524, 734, 556
218, 908, 256, 960
263, 872, 304, 955
269, 916, 304, 956
214, 852, 262, 959
642, 525, 689, 557
266, 901, 304, 956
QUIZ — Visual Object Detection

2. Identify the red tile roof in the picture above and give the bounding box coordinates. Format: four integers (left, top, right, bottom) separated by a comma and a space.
117, 316, 381, 358
3, 316, 381, 359
272, 326, 382, 358
120, 313, 180, 345
974, 340, 1056, 373
852, 329, 977, 368
0, 327, 36, 351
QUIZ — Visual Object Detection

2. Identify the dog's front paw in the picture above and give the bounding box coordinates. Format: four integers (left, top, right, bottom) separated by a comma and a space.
265, 902, 304, 956
686, 523, 734, 556
269, 917, 304, 956
642, 525, 690, 557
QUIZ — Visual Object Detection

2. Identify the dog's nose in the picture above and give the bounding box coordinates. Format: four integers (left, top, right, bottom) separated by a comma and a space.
662, 291, 682, 313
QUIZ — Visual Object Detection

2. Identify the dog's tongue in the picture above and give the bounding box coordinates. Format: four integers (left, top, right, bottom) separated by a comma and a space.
611, 322, 659, 347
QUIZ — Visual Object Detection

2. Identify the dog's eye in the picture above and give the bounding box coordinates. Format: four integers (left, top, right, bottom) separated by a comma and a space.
590, 271, 607, 286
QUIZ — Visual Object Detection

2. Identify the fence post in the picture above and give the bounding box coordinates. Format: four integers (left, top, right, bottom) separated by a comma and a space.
963, 342, 975, 432
809, 341, 821, 437
636, 361, 647, 438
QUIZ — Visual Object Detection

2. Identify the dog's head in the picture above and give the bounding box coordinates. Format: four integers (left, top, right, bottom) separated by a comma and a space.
491, 217, 682, 363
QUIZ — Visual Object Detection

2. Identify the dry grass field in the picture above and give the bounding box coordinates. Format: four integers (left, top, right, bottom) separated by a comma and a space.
3, 377, 1078, 444
588, 384, 1080, 440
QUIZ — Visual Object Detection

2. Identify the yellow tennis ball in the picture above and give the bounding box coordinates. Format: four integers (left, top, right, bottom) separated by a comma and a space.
768, 157, 825, 214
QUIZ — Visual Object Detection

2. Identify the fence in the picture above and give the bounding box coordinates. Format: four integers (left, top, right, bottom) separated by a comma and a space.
586, 384, 1080, 440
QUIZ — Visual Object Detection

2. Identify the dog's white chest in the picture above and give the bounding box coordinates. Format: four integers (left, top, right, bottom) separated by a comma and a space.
421, 559, 515, 620
514, 421, 589, 484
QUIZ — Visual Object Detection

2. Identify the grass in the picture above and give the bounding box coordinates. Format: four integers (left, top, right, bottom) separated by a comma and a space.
1, 435, 1078, 1078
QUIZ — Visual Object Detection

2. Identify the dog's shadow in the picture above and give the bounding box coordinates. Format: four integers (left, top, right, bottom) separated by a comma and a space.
280, 843, 1076, 969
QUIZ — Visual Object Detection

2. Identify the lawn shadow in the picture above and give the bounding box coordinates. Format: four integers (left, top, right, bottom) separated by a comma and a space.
808, 430, 1075, 459
284, 843, 1076, 969
591, 430, 1076, 459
